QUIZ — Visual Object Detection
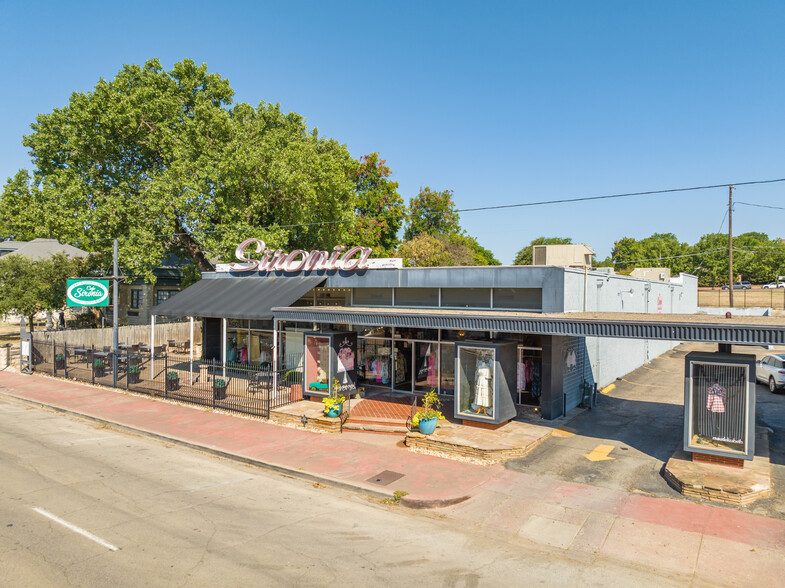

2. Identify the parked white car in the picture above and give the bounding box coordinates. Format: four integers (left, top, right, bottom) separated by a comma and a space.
756, 354, 785, 392
762, 282, 785, 289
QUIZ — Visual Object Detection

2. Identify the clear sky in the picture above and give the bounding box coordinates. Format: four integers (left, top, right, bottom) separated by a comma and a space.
1, 1, 784, 264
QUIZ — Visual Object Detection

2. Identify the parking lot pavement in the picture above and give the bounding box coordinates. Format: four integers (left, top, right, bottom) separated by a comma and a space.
506, 342, 785, 519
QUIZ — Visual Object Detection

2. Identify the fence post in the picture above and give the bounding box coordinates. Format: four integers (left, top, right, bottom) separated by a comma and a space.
164, 352, 168, 399
211, 359, 216, 410
91, 344, 95, 384
125, 347, 129, 392
64, 342, 68, 378
53, 339, 57, 377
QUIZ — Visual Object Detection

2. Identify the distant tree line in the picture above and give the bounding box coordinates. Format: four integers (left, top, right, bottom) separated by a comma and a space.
514, 233, 785, 286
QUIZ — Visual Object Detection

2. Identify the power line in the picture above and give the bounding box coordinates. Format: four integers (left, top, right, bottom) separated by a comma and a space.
56, 176, 785, 246
735, 201, 785, 211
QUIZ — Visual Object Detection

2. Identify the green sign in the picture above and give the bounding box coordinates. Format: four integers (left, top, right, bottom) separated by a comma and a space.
67, 279, 109, 307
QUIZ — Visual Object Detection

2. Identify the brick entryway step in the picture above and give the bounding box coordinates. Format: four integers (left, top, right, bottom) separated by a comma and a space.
343, 415, 409, 435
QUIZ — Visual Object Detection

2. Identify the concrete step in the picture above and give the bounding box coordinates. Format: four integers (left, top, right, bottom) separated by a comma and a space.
342, 422, 409, 435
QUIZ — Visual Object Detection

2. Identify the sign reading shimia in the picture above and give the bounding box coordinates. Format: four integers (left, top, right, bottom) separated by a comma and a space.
67, 279, 110, 307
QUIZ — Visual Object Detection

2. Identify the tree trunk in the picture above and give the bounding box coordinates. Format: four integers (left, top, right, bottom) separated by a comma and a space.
174, 221, 214, 272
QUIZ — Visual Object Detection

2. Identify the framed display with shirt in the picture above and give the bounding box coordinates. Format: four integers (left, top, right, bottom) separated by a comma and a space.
302, 331, 358, 399
683, 351, 756, 461
454, 340, 517, 425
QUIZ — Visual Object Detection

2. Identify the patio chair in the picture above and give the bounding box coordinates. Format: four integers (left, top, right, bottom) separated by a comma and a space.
248, 371, 271, 395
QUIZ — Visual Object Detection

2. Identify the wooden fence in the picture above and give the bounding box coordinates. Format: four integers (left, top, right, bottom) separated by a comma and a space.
30, 321, 202, 348
698, 289, 785, 309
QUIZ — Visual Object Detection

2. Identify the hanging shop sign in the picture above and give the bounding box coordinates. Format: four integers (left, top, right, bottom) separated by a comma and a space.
215, 239, 402, 273
66, 279, 110, 307
683, 351, 756, 461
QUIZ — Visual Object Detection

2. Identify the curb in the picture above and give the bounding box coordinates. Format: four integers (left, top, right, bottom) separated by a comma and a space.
600, 383, 616, 395
0, 389, 471, 509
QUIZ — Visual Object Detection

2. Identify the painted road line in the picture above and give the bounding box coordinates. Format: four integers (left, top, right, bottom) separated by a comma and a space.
551, 427, 576, 438
583, 445, 615, 462
600, 384, 615, 395
32, 507, 120, 552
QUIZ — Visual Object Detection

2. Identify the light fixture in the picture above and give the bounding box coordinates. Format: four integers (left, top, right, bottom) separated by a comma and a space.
301, 414, 308, 427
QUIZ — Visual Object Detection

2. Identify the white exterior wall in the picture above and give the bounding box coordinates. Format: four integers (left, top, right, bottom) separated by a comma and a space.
562, 269, 698, 389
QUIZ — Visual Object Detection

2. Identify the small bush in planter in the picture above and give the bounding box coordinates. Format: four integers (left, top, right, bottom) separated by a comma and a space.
213, 378, 227, 400
93, 359, 105, 377
128, 364, 141, 383
55, 353, 65, 369
165, 371, 179, 390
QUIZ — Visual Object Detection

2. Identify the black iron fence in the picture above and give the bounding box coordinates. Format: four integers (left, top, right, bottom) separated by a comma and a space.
31, 338, 303, 418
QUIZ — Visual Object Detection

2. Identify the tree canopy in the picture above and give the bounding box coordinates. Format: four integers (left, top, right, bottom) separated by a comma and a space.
0, 253, 86, 325
403, 187, 462, 241
0, 59, 367, 281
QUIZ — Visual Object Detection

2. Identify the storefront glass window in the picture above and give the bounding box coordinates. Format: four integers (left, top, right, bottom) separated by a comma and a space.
352, 288, 393, 306
357, 339, 391, 387
440, 288, 491, 308
353, 325, 391, 339
440, 343, 455, 396
493, 288, 543, 310
414, 342, 439, 393
314, 288, 350, 306
250, 331, 273, 367
442, 329, 490, 342
395, 328, 438, 341
304, 336, 331, 394
517, 348, 542, 405
456, 346, 495, 418
689, 362, 748, 455
395, 288, 439, 307
393, 340, 412, 392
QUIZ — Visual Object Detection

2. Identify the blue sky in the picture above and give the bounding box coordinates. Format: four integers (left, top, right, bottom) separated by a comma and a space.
1, 1, 784, 264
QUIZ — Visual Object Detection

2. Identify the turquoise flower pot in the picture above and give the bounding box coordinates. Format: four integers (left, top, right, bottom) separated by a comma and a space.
418, 417, 438, 435
325, 404, 342, 418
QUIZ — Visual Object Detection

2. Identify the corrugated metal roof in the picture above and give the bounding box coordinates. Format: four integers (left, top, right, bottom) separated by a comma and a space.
271, 306, 785, 345
153, 276, 324, 319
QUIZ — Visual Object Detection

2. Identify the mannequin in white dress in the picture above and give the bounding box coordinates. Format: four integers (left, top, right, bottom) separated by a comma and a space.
474, 355, 493, 415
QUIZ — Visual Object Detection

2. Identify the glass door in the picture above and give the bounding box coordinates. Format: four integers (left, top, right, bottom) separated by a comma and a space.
414, 342, 439, 393
393, 340, 413, 393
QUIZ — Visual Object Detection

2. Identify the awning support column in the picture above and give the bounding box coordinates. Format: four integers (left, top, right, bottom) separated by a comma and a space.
221, 317, 227, 379
189, 316, 194, 386
272, 318, 279, 401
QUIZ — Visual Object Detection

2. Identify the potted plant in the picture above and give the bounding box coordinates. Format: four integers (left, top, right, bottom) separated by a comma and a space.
410, 390, 445, 435
213, 378, 227, 400
128, 364, 141, 384
322, 378, 346, 418
93, 359, 105, 378
165, 371, 179, 391
54, 353, 65, 370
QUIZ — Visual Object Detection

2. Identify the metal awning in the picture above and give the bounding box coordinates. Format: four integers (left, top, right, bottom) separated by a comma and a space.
153, 276, 324, 320
271, 306, 785, 345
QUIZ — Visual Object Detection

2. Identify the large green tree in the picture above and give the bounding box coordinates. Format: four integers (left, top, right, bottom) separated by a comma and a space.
513, 237, 573, 265
0, 253, 86, 326
0, 59, 358, 281
403, 187, 462, 241
352, 153, 405, 256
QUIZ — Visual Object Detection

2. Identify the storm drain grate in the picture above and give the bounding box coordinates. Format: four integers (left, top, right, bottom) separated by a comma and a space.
366, 470, 405, 486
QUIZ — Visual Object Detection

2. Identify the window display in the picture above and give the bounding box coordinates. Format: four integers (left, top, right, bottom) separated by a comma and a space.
414, 342, 438, 393
440, 343, 455, 395
684, 351, 756, 460
516, 348, 542, 406
358, 339, 391, 386
689, 362, 747, 454
457, 346, 496, 418
305, 335, 331, 393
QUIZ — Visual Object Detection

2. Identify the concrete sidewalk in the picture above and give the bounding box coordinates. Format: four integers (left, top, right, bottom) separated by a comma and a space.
1, 370, 784, 585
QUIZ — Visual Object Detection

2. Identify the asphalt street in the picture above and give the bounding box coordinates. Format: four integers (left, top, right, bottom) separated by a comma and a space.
506, 342, 785, 520
1, 395, 716, 587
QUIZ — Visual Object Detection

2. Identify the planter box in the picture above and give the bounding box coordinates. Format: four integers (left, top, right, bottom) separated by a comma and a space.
54, 359, 65, 370
94, 367, 105, 378
128, 373, 141, 384
213, 385, 227, 400
166, 378, 179, 391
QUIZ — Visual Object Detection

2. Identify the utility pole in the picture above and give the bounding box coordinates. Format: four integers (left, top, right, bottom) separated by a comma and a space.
112, 239, 119, 387
728, 185, 735, 307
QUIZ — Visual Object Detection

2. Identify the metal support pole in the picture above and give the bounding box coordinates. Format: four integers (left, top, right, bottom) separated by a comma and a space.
150, 313, 155, 381
221, 317, 227, 379
189, 316, 194, 386
112, 239, 119, 388
272, 318, 279, 401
